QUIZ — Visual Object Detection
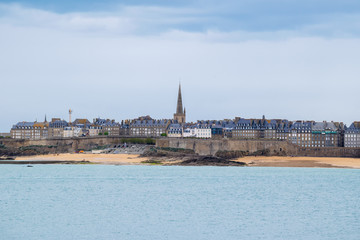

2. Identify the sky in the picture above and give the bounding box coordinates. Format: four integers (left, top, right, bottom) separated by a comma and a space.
0, 0, 359, 131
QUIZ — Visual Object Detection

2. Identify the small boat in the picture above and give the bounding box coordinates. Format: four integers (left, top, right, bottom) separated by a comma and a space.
27, 165, 33, 167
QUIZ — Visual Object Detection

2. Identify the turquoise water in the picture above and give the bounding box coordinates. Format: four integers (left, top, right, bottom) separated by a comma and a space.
0, 165, 359, 240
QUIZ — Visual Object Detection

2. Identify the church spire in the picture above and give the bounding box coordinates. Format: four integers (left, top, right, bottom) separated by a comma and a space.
176, 83, 183, 114
174, 83, 186, 124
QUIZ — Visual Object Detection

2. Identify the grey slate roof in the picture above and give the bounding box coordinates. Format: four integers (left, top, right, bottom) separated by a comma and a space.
312, 122, 338, 131
345, 122, 360, 133
12, 122, 35, 129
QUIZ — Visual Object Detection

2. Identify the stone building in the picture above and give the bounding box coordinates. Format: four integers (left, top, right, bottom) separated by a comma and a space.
167, 123, 183, 138
233, 118, 344, 148
288, 121, 313, 147
195, 122, 212, 138
233, 119, 262, 139
311, 121, 340, 147
48, 118, 68, 138
91, 118, 121, 136
11, 121, 49, 140
120, 120, 130, 136
130, 116, 172, 137
345, 122, 360, 147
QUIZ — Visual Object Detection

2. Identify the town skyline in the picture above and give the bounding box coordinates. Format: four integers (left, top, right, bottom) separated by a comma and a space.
6, 85, 360, 149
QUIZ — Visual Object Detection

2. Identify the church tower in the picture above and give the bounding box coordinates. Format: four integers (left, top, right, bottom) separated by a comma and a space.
174, 84, 186, 124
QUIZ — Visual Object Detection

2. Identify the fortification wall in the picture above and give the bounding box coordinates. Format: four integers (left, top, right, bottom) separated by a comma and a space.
156, 138, 360, 158
0, 136, 142, 153
2, 137, 360, 158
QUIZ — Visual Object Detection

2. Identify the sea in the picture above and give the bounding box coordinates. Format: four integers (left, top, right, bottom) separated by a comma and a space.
0, 165, 359, 240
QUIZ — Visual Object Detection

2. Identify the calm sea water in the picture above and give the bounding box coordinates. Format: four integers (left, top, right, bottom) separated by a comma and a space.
0, 165, 359, 240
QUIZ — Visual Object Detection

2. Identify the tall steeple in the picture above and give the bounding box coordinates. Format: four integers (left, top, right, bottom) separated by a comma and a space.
176, 83, 184, 114
174, 83, 186, 124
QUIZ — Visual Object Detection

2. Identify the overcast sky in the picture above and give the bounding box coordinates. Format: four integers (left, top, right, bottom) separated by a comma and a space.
0, 0, 359, 131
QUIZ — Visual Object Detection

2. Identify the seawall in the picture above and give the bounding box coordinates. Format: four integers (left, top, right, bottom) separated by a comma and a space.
0, 136, 153, 154
2, 137, 360, 158
156, 138, 360, 158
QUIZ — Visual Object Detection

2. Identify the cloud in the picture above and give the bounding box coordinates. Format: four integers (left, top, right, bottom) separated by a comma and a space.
1, 2, 360, 38
0, 4, 136, 34
0, 2, 360, 131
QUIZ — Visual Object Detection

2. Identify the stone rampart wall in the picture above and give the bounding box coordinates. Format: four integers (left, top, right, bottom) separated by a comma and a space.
156, 138, 360, 158
0, 136, 144, 152
2, 137, 360, 158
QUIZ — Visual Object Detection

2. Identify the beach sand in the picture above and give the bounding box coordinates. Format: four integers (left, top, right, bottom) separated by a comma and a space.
14, 154, 360, 168
236, 156, 360, 169
15, 153, 148, 165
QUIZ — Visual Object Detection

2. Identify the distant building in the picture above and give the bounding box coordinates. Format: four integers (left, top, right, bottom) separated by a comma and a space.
0, 133, 11, 138
63, 127, 75, 138
48, 118, 68, 138
120, 120, 130, 136
167, 123, 183, 138
183, 125, 196, 138
91, 118, 121, 136
130, 116, 172, 137
311, 121, 340, 147
233, 119, 261, 139
102, 120, 120, 136
233, 117, 345, 148
89, 125, 102, 137
345, 122, 360, 148
11, 120, 48, 140
195, 122, 212, 139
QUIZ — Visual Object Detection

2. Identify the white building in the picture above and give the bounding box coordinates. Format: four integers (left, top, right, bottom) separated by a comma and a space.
62, 127, 85, 138
183, 126, 196, 138
195, 124, 212, 139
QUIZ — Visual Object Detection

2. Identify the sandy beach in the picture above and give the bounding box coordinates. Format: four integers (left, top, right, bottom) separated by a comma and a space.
13, 154, 360, 168
236, 156, 360, 169
15, 153, 149, 165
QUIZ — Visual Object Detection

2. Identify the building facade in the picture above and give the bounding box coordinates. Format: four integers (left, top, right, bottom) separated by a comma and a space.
130, 116, 172, 137
11, 121, 49, 140
48, 118, 68, 138
345, 122, 360, 148
167, 123, 183, 138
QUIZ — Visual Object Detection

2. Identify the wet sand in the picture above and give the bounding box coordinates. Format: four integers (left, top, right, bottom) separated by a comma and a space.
12, 154, 360, 168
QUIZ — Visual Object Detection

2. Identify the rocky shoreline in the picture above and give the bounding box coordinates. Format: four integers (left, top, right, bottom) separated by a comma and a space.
140, 147, 247, 166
